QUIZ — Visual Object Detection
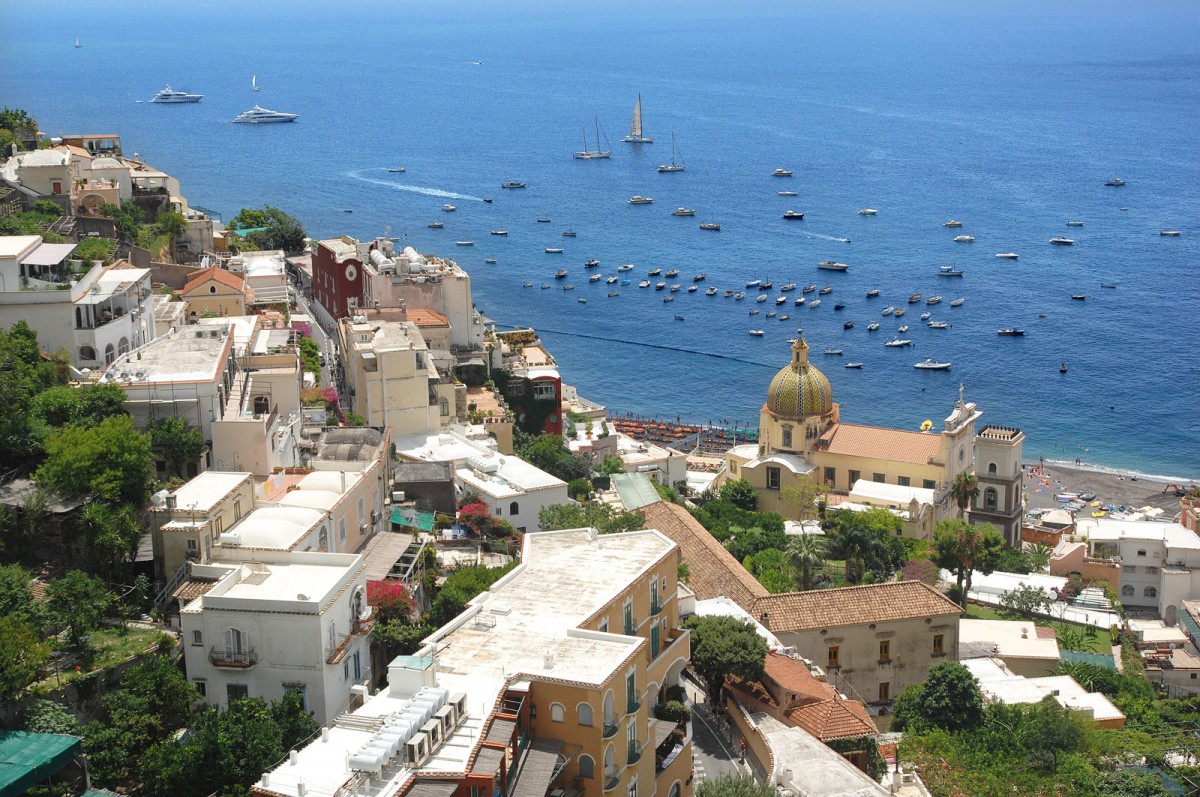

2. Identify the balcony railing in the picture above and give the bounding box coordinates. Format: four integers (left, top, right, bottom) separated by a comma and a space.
602, 720, 619, 739
352, 608, 376, 636
625, 689, 643, 716
651, 628, 689, 669
650, 598, 664, 616
624, 617, 636, 635
209, 646, 257, 668
627, 739, 643, 766
326, 631, 352, 665
604, 774, 620, 792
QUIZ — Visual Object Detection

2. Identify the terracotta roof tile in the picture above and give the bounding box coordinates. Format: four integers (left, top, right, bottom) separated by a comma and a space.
763, 652, 839, 705
173, 577, 219, 603
753, 581, 961, 633
786, 698, 876, 741
408, 308, 449, 327
641, 501, 768, 612
817, 423, 942, 466
181, 266, 245, 296
728, 654, 876, 742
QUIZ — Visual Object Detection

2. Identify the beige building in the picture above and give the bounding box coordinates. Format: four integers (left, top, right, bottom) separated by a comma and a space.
252, 527, 694, 797
179, 267, 247, 318
958, 618, 1061, 679
726, 338, 1024, 543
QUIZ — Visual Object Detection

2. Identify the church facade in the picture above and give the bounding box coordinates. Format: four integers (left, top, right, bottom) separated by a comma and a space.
724, 338, 1025, 544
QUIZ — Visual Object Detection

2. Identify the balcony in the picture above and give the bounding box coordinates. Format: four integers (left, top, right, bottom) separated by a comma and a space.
602, 720, 619, 739
625, 689, 643, 716
604, 774, 620, 793
626, 739, 643, 766
650, 598, 664, 616
209, 646, 257, 668
624, 617, 636, 636
326, 631, 353, 665
352, 608, 376, 636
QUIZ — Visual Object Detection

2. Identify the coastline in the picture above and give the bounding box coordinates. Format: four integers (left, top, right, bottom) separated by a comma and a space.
1022, 461, 1190, 514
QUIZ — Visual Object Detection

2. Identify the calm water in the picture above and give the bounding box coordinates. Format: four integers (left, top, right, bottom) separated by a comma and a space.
3, 1, 1198, 479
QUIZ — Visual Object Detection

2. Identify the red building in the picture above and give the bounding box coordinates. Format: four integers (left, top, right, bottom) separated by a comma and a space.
312, 236, 365, 320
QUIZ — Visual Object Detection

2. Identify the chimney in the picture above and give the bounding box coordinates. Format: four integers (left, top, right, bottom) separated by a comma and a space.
759, 612, 770, 629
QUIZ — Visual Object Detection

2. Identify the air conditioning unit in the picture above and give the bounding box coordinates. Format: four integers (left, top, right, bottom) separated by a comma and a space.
404, 733, 430, 768
449, 693, 467, 724
420, 718, 443, 750
360, 523, 369, 535
433, 704, 456, 736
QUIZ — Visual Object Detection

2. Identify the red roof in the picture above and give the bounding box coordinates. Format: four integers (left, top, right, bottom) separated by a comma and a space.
817, 422, 942, 466
181, 266, 245, 295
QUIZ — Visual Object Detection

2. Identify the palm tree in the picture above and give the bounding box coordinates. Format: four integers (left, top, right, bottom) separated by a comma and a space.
786, 534, 826, 591
827, 524, 873, 584
78, 502, 142, 584
949, 471, 980, 518
1027, 543, 1054, 573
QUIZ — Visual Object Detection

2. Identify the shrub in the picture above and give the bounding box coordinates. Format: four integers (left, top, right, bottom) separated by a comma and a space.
653, 700, 692, 723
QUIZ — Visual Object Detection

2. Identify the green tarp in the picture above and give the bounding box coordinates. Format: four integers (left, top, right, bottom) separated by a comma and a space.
390, 506, 435, 533
0, 731, 82, 797
1059, 649, 1117, 670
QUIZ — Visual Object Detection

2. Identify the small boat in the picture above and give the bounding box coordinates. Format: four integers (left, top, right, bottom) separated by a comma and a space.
734, 292, 746, 300
574, 117, 613, 160
843, 320, 855, 329
749, 309, 761, 316
781, 283, 797, 292
541, 284, 551, 289
484, 258, 497, 264
482, 198, 493, 203
663, 296, 674, 303
252, 73, 259, 92
867, 322, 880, 331
997, 329, 1025, 336
1066, 220, 1084, 226
562, 231, 577, 237
670, 284, 682, 292
1071, 294, 1086, 300
628, 195, 654, 205
761, 281, 774, 289
898, 325, 909, 333
778, 191, 799, 196
749, 330, 765, 337
589, 274, 603, 283
585, 259, 600, 268
442, 204, 457, 212
818, 260, 850, 271
607, 276, 619, 284
745, 279, 761, 288
618, 264, 634, 272
501, 181, 527, 189
894, 308, 906, 317
845, 362, 863, 369
858, 208, 878, 216
1104, 178, 1125, 187
834, 302, 846, 310
1100, 283, 1116, 289
766, 311, 776, 317
621, 280, 630, 286
537, 217, 552, 223
776, 296, 788, 305
794, 297, 806, 306
773, 168, 793, 177
995, 252, 1019, 259
925, 296, 942, 305
658, 132, 684, 172
706, 287, 718, 296
1160, 230, 1181, 236
609, 292, 620, 297
622, 95, 654, 144
546, 247, 565, 254
1050, 237, 1075, 245
700, 223, 722, 231
649, 268, 663, 276
780, 314, 790, 320
523, 282, 533, 287
75, 36, 81, 48
427, 222, 444, 228
782, 210, 806, 220
577, 298, 587, 304
724, 290, 735, 297
866, 289, 880, 297
818, 285, 833, 295
823, 348, 843, 356
943, 220, 964, 228
908, 294, 922, 303
388, 166, 407, 173
694, 274, 707, 282
953, 235, 975, 243
639, 280, 651, 288
914, 359, 952, 370
554, 269, 568, 279
928, 321, 950, 329
881, 306, 895, 316
949, 298, 965, 307
1059, 362, 1068, 373
655, 282, 666, 290
809, 299, 821, 308
919, 312, 931, 321
756, 295, 768, 303
674, 315, 685, 321
344, 208, 353, 213
673, 208, 697, 216
802, 284, 817, 293
937, 266, 963, 277
490, 230, 509, 236
885, 338, 913, 347
665, 269, 680, 278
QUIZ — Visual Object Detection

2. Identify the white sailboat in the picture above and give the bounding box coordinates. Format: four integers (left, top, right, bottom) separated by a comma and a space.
74, 36, 81, 48
658, 132, 684, 172
573, 117, 612, 159
622, 95, 653, 143
252, 74, 260, 92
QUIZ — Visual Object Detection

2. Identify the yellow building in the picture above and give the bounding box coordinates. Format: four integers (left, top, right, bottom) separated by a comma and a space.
726, 338, 1024, 542
179, 266, 247, 318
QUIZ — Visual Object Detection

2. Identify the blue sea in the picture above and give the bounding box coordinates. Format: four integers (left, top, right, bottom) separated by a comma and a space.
3, 1, 1198, 480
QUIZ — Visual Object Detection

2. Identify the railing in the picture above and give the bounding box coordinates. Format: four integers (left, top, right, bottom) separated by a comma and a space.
602, 720, 619, 739
209, 646, 257, 668
626, 739, 643, 766
326, 631, 352, 664
625, 690, 643, 715
651, 628, 689, 669
650, 597, 664, 616
352, 609, 376, 636
604, 773, 620, 792
624, 617, 636, 636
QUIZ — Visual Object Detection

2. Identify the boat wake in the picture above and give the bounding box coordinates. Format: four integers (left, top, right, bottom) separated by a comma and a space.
345, 170, 483, 201
796, 230, 852, 243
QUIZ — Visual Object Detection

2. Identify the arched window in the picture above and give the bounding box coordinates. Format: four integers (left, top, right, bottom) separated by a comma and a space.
1122, 585, 1135, 597
781, 425, 793, 449
104, 343, 115, 365
604, 746, 615, 778
118, 337, 129, 356
668, 782, 681, 797
550, 703, 565, 723
210, 285, 218, 294
439, 397, 450, 417
318, 526, 329, 551
579, 755, 595, 779
603, 691, 615, 723
79, 345, 96, 362
988, 462, 997, 475
1145, 587, 1158, 598
577, 702, 593, 727
984, 488, 998, 509
223, 627, 246, 653
510, 501, 519, 516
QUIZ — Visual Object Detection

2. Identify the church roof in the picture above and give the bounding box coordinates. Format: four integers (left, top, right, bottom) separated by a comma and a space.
753, 581, 962, 632
181, 266, 245, 295
817, 423, 942, 466
641, 501, 768, 612
765, 338, 833, 420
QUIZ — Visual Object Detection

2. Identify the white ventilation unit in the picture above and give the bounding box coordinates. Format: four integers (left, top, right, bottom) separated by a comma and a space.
420, 718, 443, 750
405, 732, 430, 768
468, 457, 498, 474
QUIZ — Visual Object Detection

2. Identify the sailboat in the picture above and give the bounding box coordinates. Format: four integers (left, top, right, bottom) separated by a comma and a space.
74, 36, 81, 48
658, 132, 685, 173
252, 74, 260, 92
622, 95, 653, 143
573, 117, 612, 159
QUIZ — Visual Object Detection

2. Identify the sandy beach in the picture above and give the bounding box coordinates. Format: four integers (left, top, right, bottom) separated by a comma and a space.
1022, 461, 1191, 514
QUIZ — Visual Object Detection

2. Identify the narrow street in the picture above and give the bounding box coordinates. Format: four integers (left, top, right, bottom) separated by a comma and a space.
684, 678, 752, 786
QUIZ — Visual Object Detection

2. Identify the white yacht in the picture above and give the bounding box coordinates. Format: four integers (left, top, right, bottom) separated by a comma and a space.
773, 168, 793, 177
672, 208, 696, 216
953, 235, 975, 243
149, 86, 203, 103
232, 105, 298, 123
628, 196, 654, 205
622, 95, 653, 143
858, 208, 878, 216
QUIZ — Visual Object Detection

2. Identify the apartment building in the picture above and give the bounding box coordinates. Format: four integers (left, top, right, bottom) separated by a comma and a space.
252, 527, 693, 797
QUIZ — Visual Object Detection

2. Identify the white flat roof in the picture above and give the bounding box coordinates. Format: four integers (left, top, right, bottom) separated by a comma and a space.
21, 242, 77, 266
849, 478, 935, 506
199, 316, 257, 354
106, 325, 231, 384
0, 235, 41, 259
76, 266, 151, 303
963, 658, 1124, 723
958, 619, 1060, 661
168, 471, 251, 513
224, 505, 324, 550
1085, 518, 1200, 551
757, 713, 888, 797
191, 554, 361, 613
397, 431, 565, 496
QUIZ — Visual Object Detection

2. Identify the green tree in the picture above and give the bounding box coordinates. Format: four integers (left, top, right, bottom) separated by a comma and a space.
0, 616, 50, 701
683, 614, 769, 702
146, 415, 204, 478
823, 508, 906, 582
1027, 543, 1054, 572
568, 478, 592, 501
98, 203, 145, 242
344, 412, 367, 426
718, 478, 758, 511
31, 383, 127, 428
73, 236, 116, 264
78, 501, 143, 584
538, 502, 645, 535
785, 533, 826, 591
36, 414, 153, 505
933, 519, 1004, 606
1018, 696, 1083, 772
238, 205, 307, 253
44, 569, 112, 649
273, 689, 319, 751
229, 207, 271, 229
892, 661, 984, 733
780, 476, 828, 520
597, 453, 624, 475
743, 548, 793, 593
998, 583, 1051, 619
22, 699, 80, 735
949, 471, 980, 518
373, 619, 435, 660
724, 524, 787, 562
0, 321, 68, 468
697, 776, 776, 797
0, 563, 35, 622
0, 106, 38, 135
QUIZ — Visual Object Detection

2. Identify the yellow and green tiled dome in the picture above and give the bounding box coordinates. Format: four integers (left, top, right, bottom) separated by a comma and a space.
766, 338, 833, 419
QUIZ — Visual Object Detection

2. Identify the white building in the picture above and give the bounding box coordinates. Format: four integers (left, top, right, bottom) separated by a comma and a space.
231, 250, 291, 305
395, 428, 568, 532
0, 236, 156, 368
961, 657, 1125, 728
1079, 517, 1200, 622
179, 549, 372, 725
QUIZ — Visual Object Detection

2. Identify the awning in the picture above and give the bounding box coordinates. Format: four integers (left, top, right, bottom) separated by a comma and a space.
0, 731, 82, 797
407, 780, 458, 797
472, 746, 505, 775
511, 738, 564, 797
486, 718, 516, 744
651, 718, 677, 747
21, 243, 77, 267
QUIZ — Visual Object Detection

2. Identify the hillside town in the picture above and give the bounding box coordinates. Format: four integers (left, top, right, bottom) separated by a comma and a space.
4, 115, 1200, 797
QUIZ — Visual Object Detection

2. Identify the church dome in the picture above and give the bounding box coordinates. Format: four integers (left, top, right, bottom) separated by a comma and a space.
765, 338, 833, 419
